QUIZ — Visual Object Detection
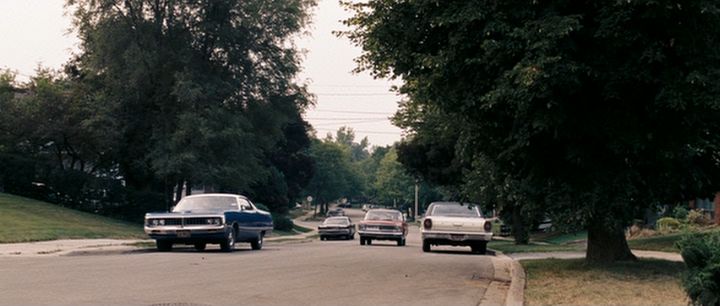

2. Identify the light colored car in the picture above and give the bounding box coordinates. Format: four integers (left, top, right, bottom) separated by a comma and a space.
144, 194, 273, 252
421, 201, 493, 254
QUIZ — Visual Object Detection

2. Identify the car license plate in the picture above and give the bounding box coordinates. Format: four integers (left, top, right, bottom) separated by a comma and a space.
177, 230, 191, 238
366, 226, 379, 231
450, 234, 466, 241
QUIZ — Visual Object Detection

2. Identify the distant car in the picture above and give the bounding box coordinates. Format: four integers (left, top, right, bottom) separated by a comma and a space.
358, 209, 408, 246
421, 201, 493, 254
318, 216, 356, 240
144, 193, 273, 252
361, 204, 376, 212
327, 208, 345, 217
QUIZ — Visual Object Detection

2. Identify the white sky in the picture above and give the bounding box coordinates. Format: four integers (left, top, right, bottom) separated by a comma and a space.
0, 0, 403, 147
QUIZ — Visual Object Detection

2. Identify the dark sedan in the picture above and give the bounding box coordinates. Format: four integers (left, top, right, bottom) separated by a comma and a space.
319, 216, 356, 240
145, 193, 273, 252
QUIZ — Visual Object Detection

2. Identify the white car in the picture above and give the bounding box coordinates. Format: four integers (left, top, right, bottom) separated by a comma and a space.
421, 201, 493, 254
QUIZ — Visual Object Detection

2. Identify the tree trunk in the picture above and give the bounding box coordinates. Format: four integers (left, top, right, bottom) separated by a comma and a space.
586, 219, 637, 263
174, 179, 184, 204
512, 206, 530, 244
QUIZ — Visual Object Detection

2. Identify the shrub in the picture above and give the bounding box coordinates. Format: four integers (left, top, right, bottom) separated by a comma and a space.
677, 232, 720, 306
687, 209, 712, 226
272, 214, 294, 231
254, 202, 270, 212
656, 217, 681, 233
673, 206, 689, 220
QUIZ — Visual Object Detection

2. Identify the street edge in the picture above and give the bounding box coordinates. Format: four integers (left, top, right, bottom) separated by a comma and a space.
493, 249, 526, 306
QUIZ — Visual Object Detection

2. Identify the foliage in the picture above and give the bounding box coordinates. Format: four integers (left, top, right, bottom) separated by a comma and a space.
374, 148, 414, 206
687, 209, 713, 226
677, 232, 720, 306
341, 0, 720, 262
66, 0, 316, 209
254, 202, 270, 212
303, 139, 355, 213
657, 217, 682, 234
673, 206, 690, 221
272, 214, 295, 231
307, 127, 446, 213
375, 148, 444, 212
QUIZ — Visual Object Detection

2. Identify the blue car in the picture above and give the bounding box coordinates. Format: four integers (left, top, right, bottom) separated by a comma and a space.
144, 193, 273, 252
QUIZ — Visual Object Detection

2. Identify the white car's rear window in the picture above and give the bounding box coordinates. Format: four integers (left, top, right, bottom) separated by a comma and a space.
430, 204, 482, 218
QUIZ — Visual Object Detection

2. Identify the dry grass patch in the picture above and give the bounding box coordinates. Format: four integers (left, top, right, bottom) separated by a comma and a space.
523, 258, 688, 306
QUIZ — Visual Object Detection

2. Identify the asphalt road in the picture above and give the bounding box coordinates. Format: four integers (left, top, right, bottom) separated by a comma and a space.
0, 208, 502, 306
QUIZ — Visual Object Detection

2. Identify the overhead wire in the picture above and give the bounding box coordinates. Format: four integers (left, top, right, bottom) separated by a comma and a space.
309, 109, 395, 115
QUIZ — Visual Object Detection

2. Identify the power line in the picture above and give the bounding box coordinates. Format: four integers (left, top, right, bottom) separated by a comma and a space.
314, 128, 401, 135
312, 119, 390, 127
311, 109, 396, 115
310, 84, 393, 88
305, 117, 389, 120
313, 93, 397, 96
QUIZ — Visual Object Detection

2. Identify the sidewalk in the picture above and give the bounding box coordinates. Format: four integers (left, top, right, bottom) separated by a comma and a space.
506, 249, 683, 262
265, 209, 319, 242
0, 239, 149, 257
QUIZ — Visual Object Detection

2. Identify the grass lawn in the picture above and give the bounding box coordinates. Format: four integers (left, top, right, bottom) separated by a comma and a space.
627, 228, 720, 254
268, 224, 314, 237
489, 240, 585, 253
288, 208, 311, 219
628, 233, 684, 253
523, 258, 688, 306
488, 231, 588, 254
0, 193, 146, 243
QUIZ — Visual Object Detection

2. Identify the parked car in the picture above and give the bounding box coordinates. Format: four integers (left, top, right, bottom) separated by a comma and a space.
318, 216, 356, 240
361, 204, 377, 212
144, 193, 273, 252
358, 209, 408, 246
327, 208, 345, 217
421, 201, 493, 254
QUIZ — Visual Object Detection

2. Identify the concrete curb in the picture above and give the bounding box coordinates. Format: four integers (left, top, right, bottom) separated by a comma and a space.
492, 249, 526, 306
506, 258, 527, 306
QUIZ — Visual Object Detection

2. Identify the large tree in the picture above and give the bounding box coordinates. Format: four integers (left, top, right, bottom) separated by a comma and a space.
68, 0, 316, 206
343, 0, 720, 262
304, 139, 355, 215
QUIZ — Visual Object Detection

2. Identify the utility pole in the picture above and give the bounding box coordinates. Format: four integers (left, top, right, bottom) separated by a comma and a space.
414, 179, 419, 221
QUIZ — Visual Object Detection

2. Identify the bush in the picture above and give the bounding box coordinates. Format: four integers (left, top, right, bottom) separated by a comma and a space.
254, 202, 270, 212
673, 206, 689, 220
0, 153, 40, 198
687, 209, 712, 226
677, 232, 720, 306
656, 217, 681, 233
272, 214, 294, 231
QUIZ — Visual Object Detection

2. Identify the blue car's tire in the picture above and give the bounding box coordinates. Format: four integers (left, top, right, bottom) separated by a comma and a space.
220, 230, 235, 252
251, 232, 263, 250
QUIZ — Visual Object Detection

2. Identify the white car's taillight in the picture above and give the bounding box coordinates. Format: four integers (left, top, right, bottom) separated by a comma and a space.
423, 218, 432, 230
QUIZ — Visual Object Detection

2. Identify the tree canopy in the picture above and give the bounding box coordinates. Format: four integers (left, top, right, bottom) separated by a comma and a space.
342, 0, 720, 262
65, 0, 316, 210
